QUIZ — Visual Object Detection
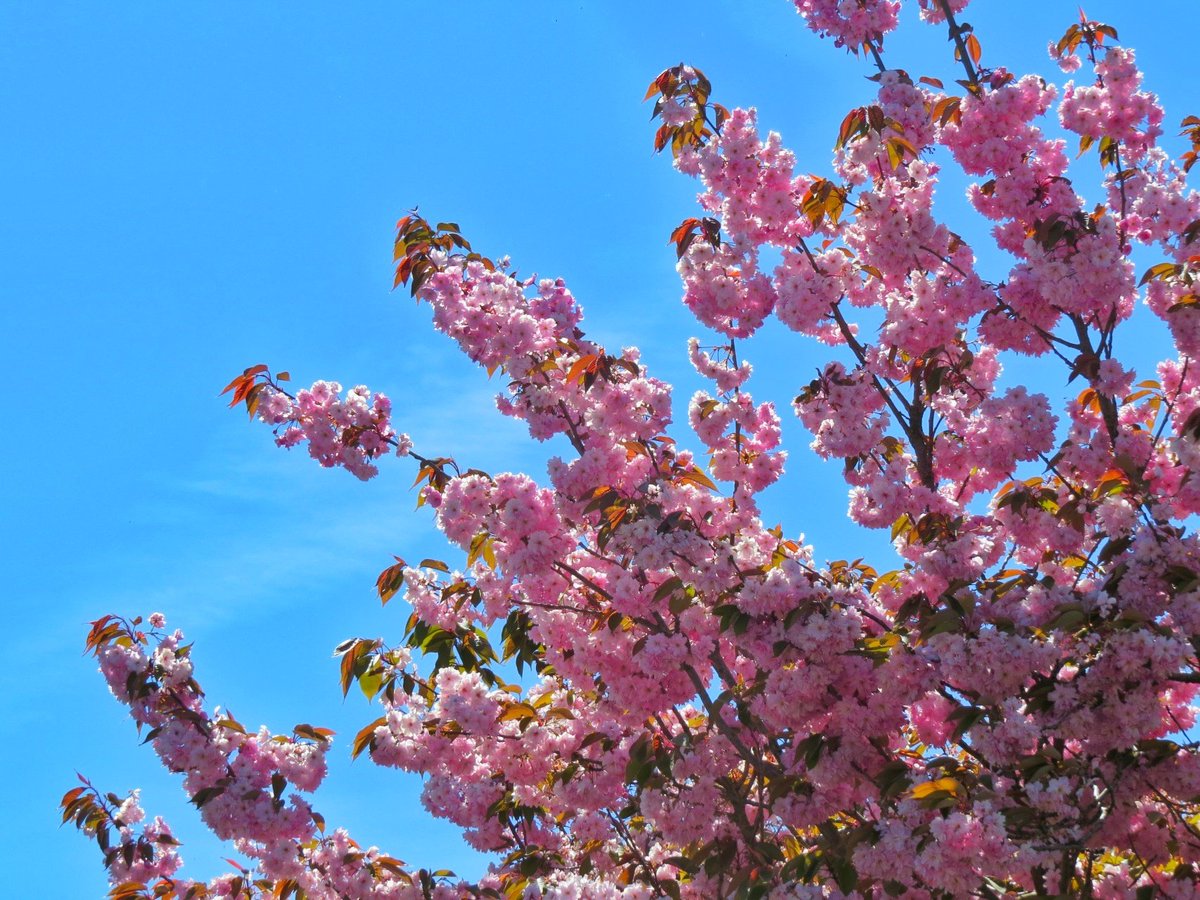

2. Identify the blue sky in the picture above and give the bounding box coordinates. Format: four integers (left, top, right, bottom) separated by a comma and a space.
3, 2, 1197, 894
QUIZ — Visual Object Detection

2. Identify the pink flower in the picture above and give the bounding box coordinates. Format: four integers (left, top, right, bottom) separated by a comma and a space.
910, 692, 955, 746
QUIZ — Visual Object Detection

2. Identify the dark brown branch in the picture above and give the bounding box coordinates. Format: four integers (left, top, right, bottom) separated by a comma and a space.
937, 0, 980, 86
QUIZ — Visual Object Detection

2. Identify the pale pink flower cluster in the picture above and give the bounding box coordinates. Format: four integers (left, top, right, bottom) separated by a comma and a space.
940, 72, 1061, 175
835, 74, 933, 187
1059, 47, 1164, 163
677, 239, 776, 338
793, 361, 888, 459
936, 386, 1057, 491
258, 379, 407, 480
918, 803, 1010, 896
414, 262, 673, 449
1115, 150, 1200, 252
420, 262, 569, 373
774, 246, 850, 341
686, 337, 752, 393
103, 791, 184, 886
790, 0, 900, 50
688, 389, 786, 502
659, 96, 698, 127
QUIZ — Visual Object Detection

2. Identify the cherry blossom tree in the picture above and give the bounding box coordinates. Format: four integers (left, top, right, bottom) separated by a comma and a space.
65, 1, 1200, 896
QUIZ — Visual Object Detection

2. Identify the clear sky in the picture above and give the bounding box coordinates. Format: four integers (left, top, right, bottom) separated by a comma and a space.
3, 2, 1197, 894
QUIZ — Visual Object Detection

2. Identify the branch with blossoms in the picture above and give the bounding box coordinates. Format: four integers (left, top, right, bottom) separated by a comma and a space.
64, 613, 476, 899
221, 365, 411, 481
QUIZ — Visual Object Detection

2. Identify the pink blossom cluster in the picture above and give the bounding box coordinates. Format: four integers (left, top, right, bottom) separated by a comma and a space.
1059, 47, 1164, 164
790, 0, 900, 51
257, 379, 409, 480
834, 74, 934, 187
688, 388, 786, 498
793, 361, 888, 459
774, 245, 852, 341
1119, 154, 1200, 253
686, 338, 752, 393
934, 385, 1057, 492
412, 260, 673, 451
676, 239, 777, 338
102, 791, 185, 886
